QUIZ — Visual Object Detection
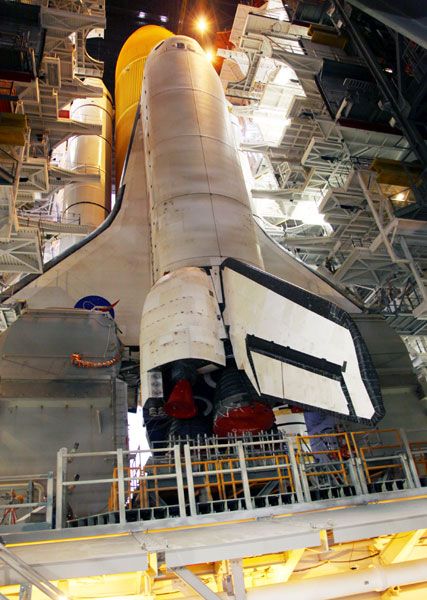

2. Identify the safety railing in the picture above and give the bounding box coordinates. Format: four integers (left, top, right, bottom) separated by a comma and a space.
295, 431, 356, 500
0, 472, 53, 532
2, 428, 426, 532
350, 428, 422, 490
108, 446, 296, 514
61, 428, 427, 529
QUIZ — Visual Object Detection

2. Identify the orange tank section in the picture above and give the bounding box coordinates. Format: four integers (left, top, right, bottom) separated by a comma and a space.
115, 25, 173, 186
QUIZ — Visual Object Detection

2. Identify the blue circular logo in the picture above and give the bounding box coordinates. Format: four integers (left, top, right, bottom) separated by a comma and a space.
74, 295, 116, 318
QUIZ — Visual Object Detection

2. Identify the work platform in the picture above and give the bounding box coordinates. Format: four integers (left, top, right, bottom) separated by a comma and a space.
1, 428, 427, 599
1, 428, 426, 531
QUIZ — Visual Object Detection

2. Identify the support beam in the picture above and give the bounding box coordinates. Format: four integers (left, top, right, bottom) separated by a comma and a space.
19, 584, 31, 600
245, 558, 427, 600
281, 548, 305, 583
172, 567, 222, 600
229, 559, 246, 600
116, 448, 126, 525
380, 530, 426, 564
0, 543, 64, 600
346, 0, 427, 50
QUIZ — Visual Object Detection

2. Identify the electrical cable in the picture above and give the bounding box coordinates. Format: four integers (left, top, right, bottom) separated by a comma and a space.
293, 551, 381, 573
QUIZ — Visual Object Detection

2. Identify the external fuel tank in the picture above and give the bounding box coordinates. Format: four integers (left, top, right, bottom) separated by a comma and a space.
115, 25, 173, 186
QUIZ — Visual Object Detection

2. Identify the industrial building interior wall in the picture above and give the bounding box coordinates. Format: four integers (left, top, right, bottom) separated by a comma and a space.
219, 0, 427, 349
1, 118, 152, 346
214, 0, 427, 425
0, 0, 109, 289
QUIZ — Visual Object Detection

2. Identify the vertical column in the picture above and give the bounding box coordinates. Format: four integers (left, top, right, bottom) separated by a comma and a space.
399, 428, 421, 488
46, 471, 54, 528
286, 436, 306, 503
116, 448, 126, 524
55, 447, 67, 529
229, 559, 247, 600
184, 443, 197, 517
174, 444, 187, 517
237, 441, 253, 509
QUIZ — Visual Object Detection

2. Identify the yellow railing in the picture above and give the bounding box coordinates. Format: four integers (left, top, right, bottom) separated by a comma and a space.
108, 429, 427, 512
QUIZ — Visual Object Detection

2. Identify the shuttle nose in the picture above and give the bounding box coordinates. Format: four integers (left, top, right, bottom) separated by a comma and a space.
159, 35, 204, 55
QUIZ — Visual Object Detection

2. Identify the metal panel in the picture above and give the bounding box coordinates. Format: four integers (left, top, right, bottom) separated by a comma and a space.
222, 261, 383, 422
140, 267, 226, 390
0, 536, 148, 584
143, 36, 263, 280
0, 309, 121, 380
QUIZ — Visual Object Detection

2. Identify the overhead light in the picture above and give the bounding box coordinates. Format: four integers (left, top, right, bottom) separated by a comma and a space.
392, 191, 406, 202
138, 11, 146, 18
196, 16, 209, 33
160, 15, 168, 23
385, 67, 393, 73
205, 48, 214, 62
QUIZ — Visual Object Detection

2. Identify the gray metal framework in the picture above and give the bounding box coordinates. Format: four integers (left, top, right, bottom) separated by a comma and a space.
0, 0, 106, 280
0, 430, 426, 599
220, 4, 427, 335
330, 0, 427, 196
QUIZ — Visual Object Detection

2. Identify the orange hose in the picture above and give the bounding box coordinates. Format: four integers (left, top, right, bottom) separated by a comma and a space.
70, 351, 121, 368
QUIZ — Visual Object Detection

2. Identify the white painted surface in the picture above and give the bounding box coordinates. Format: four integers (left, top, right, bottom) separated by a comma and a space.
4, 38, 362, 357
142, 36, 264, 280
222, 266, 375, 419
252, 352, 349, 413
140, 267, 226, 402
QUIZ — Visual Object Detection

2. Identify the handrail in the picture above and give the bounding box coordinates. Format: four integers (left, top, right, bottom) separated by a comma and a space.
0, 472, 53, 530
57, 428, 427, 529
1, 428, 426, 531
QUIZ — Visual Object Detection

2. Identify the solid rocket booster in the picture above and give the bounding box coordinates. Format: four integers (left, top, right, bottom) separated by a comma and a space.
142, 36, 264, 281
140, 36, 384, 438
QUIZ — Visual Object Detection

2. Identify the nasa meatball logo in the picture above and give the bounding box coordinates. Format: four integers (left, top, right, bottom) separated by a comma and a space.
74, 295, 119, 318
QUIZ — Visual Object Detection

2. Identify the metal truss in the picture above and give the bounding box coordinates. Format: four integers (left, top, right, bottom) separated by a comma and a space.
330, 0, 427, 201
221, 2, 427, 335
0, 0, 106, 280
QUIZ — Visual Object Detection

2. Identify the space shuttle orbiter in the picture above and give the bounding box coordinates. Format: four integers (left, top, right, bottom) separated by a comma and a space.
1, 27, 384, 437
137, 33, 383, 436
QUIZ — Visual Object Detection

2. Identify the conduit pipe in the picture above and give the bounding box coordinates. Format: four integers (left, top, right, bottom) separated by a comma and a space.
245, 557, 427, 600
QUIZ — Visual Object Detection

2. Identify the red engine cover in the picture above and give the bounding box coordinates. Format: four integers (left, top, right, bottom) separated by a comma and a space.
213, 401, 274, 436
164, 379, 197, 419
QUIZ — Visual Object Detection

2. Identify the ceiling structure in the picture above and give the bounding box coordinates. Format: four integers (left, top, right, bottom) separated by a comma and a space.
89, 0, 245, 97
218, 0, 427, 338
